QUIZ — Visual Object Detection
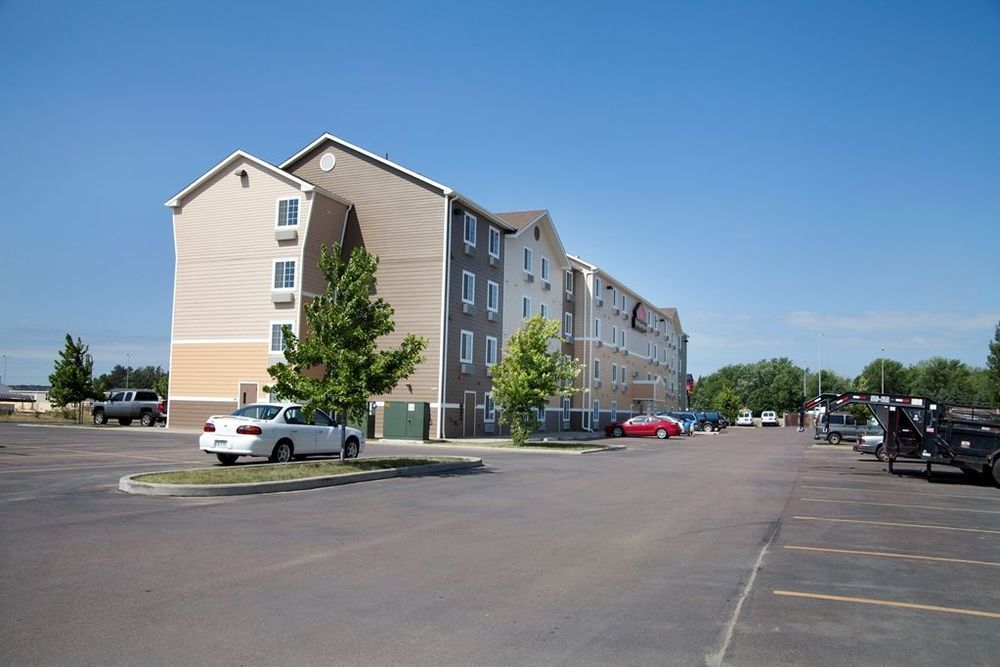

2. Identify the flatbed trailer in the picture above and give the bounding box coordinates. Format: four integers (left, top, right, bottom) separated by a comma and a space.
804, 392, 1000, 485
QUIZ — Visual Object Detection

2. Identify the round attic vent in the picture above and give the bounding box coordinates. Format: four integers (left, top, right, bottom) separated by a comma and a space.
319, 153, 337, 172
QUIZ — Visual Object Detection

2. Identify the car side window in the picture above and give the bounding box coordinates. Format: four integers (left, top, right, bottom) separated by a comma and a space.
284, 408, 304, 424
311, 411, 332, 427
111, 392, 125, 401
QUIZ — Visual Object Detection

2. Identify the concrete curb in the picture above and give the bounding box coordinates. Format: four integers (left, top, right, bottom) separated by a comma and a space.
118, 456, 484, 497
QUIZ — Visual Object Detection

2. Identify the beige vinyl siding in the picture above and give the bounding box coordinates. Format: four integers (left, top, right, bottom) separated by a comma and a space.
171, 157, 310, 340
169, 400, 238, 430
301, 196, 350, 295
286, 142, 446, 423
170, 343, 270, 397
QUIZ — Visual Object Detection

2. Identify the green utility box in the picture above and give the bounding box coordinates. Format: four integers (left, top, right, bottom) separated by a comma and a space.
346, 405, 376, 439
383, 401, 430, 440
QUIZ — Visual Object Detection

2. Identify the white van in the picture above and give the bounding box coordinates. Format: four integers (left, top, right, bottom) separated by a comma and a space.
736, 410, 754, 426
761, 410, 779, 427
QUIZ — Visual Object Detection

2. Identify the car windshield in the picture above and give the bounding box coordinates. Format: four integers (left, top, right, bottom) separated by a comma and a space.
231, 404, 282, 420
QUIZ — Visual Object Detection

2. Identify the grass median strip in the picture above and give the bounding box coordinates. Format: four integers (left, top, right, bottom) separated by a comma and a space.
136, 457, 465, 485
428, 440, 607, 452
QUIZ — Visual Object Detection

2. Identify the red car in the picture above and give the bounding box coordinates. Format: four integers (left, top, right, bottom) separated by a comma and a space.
604, 414, 682, 439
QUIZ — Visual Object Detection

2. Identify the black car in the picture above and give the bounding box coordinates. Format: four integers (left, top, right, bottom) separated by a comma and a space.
695, 411, 727, 432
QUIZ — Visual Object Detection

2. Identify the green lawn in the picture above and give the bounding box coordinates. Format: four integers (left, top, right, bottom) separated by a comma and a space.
136, 457, 463, 485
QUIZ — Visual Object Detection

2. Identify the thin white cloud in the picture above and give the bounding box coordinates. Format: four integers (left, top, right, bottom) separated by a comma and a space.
784, 310, 1000, 335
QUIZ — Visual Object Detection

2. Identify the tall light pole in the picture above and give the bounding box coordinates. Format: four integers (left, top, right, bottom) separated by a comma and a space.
880, 346, 885, 394
1, 354, 7, 385
818, 333, 825, 396
125, 353, 132, 389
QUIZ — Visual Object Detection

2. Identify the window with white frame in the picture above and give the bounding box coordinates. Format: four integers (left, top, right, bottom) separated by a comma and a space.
276, 198, 300, 227
464, 213, 477, 246
594, 276, 602, 293
594, 317, 601, 341
620, 364, 626, 384
653, 343, 658, 361
523, 247, 533, 274
647, 341, 652, 358
273, 259, 296, 289
620, 329, 626, 349
565, 271, 574, 295
612, 324, 618, 346
611, 362, 618, 384
592, 400, 600, 423
611, 401, 618, 421
270, 322, 294, 352
539, 303, 548, 319
593, 358, 600, 381
563, 312, 573, 337
541, 257, 550, 282
610, 287, 618, 309
485, 336, 498, 366
462, 271, 475, 305
460, 330, 473, 364
487, 280, 499, 312
488, 226, 500, 258
562, 397, 570, 422
484, 392, 496, 422
522, 296, 531, 319
621, 294, 627, 312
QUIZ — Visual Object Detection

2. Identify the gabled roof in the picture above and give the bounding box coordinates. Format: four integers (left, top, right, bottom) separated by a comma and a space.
569, 255, 683, 328
280, 132, 517, 232
497, 209, 571, 270
164, 150, 351, 208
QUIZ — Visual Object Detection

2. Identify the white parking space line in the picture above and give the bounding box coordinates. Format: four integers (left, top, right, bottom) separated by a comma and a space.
5, 446, 187, 463
783, 545, 1000, 568
773, 590, 1000, 619
800, 484, 1000, 502
801, 498, 1000, 515
793, 515, 1000, 535
0, 461, 209, 474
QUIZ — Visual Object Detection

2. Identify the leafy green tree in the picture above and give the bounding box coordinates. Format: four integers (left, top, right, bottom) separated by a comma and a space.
987, 320, 1000, 407
854, 358, 911, 395
48, 334, 100, 423
95, 365, 168, 393
154, 373, 169, 400
908, 357, 978, 404
266, 244, 428, 456
489, 315, 582, 447
716, 384, 742, 422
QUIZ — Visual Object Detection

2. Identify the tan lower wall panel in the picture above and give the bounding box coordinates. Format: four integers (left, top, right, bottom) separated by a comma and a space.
169, 400, 238, 430
171, 343, 271, 397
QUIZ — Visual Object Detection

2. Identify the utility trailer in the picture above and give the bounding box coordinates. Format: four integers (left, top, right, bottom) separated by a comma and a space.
804, 392, 1000, 485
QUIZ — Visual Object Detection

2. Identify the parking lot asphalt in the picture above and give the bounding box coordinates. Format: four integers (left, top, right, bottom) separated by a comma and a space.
1, 423, 996, 665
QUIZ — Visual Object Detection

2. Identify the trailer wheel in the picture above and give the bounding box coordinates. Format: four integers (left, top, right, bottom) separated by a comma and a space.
874, 445, 886, 462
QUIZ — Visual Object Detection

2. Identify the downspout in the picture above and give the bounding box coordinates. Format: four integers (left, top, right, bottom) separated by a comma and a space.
583, 270, 593, 432
436, 192, 454, 439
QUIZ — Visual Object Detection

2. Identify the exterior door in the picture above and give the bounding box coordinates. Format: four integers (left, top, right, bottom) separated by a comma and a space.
238, 382, 258, 408
463, 391, 477, 437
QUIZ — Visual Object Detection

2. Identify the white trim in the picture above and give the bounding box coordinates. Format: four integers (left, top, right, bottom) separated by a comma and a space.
274, 196, 301, 228
430, 402, 461, 409
272, 257, 297, 290
523, 246, 533, 274
173, 338, 269, 345
459, 329, 474, 364
461, 270, 476, 305
236, 381, 260, 407
485, 335, 498, 366
171, 396, 239, 403
463, 212, 477, 247
484, 392, 496, 423
488, 226, 501, 259
540, 256, 550, 282
522, 295, 532, 319
487, 280, 499, 313
437, 195, 453, 439
165, 149, 350, 208
563, 311, 573, 337
269, 320, 296, 353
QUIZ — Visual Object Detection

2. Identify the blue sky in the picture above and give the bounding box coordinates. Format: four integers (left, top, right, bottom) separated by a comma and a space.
1, 0, 998, 386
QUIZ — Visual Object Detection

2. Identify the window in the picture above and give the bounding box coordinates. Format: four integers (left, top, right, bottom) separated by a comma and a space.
273, 259, 296, 289
488, 226, 501, 258
594, 317, 601, 340
464, 213, 477, 246
565, 271, 574, 295
592, 400, 600, 423
485, 336, 498, 366
611, 401, 618, 421
523, 247, 533, 274
647, 341, 652, 358
620, 329, 626, 349
485, 392, 496, 422
564, 312, 573, 337
276, 198, 299, 227
270, 322, 294, 352
562, 397, 571, 422
460, 330, 473, 364
541, 257, 550, 282
487, 280, 499, 312
594, 276, 602, 296
621, 294, 627, 312
620, 364, 626, 384
540, 303, 549, 319
611, 362, 618, 384
612, 325, 618, 346
462, 271, 475, 305
653, 344, 658, 361
610, 287, 618, 309
522, 296, 531, 319
593, 358, 600, 381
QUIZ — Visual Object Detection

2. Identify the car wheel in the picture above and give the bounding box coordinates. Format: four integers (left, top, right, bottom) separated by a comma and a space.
216, 453, 238, 466
140, 411, 156, 427
344, 438, 360, 459
875, 445, 886, 462
270, 440, 293, 463
703, 423, 714, 432
656, 427, 667, 439
828, 432, 842, 445
612, 426, 624, 437
93, 411, 107, 425
992, 463, 1000, 487
118, 418, 132, 426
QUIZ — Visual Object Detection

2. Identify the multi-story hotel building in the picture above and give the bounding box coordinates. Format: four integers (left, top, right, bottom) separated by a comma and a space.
164, 132, 686, 438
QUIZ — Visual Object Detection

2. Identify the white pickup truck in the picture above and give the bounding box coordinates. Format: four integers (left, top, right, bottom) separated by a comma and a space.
92, 389, 165, 427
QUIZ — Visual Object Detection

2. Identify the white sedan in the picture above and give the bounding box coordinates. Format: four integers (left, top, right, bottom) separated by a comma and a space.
199, 403, 366, 465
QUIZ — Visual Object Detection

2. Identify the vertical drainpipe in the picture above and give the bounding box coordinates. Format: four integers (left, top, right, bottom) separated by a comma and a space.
436, 192, 454, 439
583, 269, 593, 431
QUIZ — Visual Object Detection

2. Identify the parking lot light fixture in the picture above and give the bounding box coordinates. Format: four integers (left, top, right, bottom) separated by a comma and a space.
881, 347, 885, 394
